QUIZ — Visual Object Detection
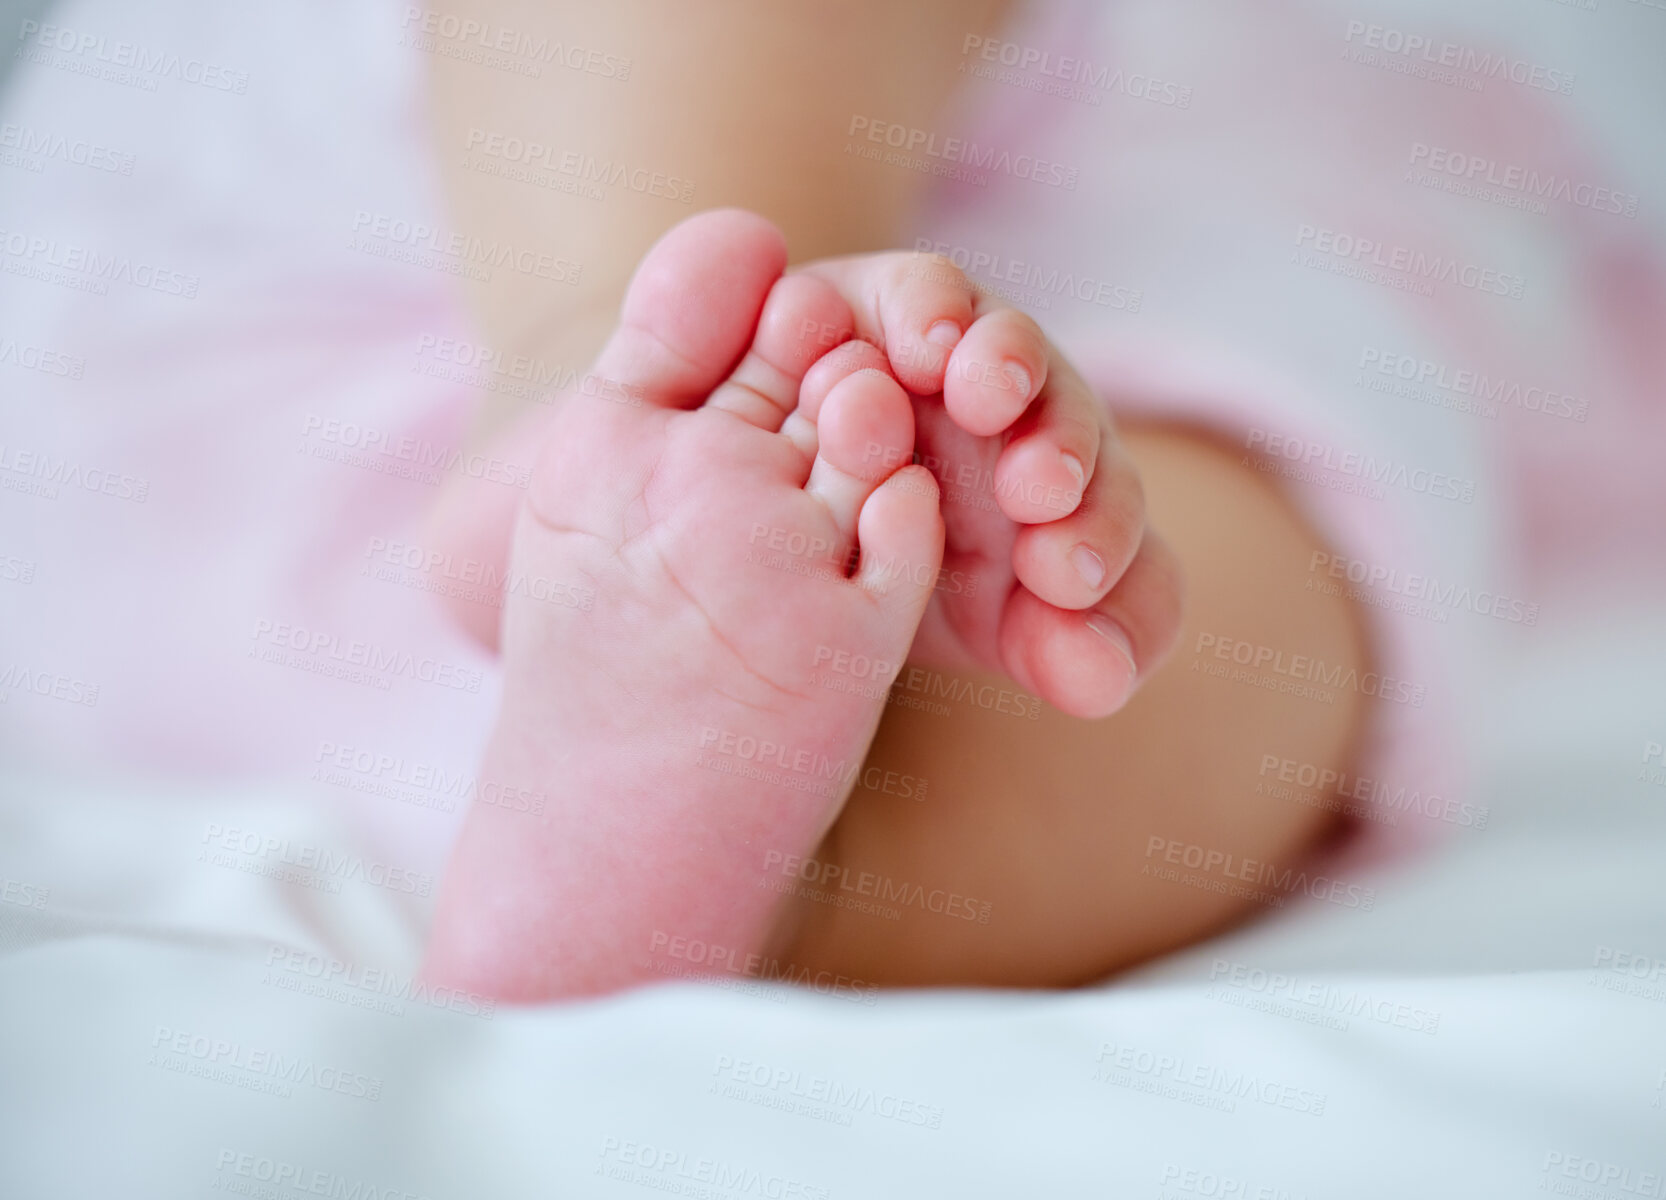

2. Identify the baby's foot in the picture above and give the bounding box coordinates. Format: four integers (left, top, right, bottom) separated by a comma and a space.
797, 253, 1184, 719
428, 239, 1180, 720
425, 211, 943, 1001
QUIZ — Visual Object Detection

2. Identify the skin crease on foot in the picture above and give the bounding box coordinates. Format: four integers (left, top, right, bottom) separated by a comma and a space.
425, 210, 954, 1000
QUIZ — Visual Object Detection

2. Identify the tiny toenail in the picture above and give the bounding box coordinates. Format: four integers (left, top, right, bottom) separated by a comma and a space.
1071, 544, 1106, 589
1061, 452, 1085, 491
926, 320, 962, 349
1086, 614, 1138, 681
1004, 363, 1031, 398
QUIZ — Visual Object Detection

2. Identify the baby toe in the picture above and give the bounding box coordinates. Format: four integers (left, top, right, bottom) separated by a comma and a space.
805, 368, 917, 559
942, 308, 1048, 438
706, 273, 854, 431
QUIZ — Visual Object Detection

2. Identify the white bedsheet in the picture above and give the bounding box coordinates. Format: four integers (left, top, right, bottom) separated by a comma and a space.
4, 615, 1665, 1198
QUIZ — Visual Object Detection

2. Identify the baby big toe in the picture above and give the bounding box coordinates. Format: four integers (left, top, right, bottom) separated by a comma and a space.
591, 208, 789, 409
705, 273, 853, 431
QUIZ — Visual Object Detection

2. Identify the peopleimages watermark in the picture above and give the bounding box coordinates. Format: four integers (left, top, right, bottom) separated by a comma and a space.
399, 7, 632, 81
1191, 642, 1336, 705
0, 442, 148, 504
959, 34, 1193, 110
762, 849, 993, 924
1308, 549, 1540, 627
212, 1149, 431, 1200
261, 945, 496, 1019
1407, 142, 1637, 219
847, 115, 1080, 190
1640, 741, 1666, 789
597, 1136, 830, 1200
1341, 20, 1575, 96
16, 19, 250, 94
298, 412, 530, 489
646, 931, 877, 1004
200, 823, 435, 898
1143, 835, 1377, 911
0, 336, 85, 379
0, 554, 36, 585
148, 1026, 384, 1102
809, 640, 1038, 724
1539, 1152, 1666, 1199
1257, 753, 1488, 831
911, 239, 1142, 313
0, 122, 135, 176
412, 332, 644, 407
462, 127, 694, 204
695, 726, 849, 801
349, 210, 582, 286
1293, 223, 1525, 300
0, 877, 49, 909
250, 619, 485, 694
1158, 1164, 1307, 1199
1207, 958, 1441, 1035
362, 534, 596, 614
1093, 1041, 1328, 1116
803, 651, 935, 796
0, 662, 99, 707
1194, 631, 1428, 708
0, 227, 199, 298
1245, 427, 1477, 504
744, 520, 981, 597
711, 1055, 944, 1130
866, 440, 1082, 517
312, 741, 545, 817
1589, 946, 1666, 1005
696, 722, 927, 803
1356, 345, 1589, 424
